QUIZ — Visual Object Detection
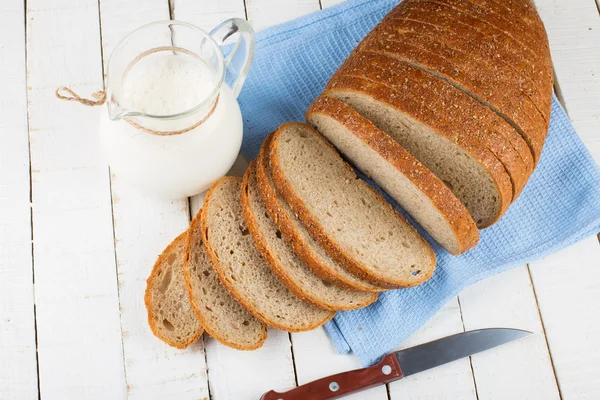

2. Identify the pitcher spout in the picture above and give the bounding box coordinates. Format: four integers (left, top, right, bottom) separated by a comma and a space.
107, 99, 133, 121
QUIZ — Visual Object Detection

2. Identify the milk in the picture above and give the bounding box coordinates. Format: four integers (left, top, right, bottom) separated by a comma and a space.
99, 51, 243, 198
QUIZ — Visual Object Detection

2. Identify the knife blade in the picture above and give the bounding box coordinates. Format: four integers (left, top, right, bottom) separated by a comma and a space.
260, 328, 532, 400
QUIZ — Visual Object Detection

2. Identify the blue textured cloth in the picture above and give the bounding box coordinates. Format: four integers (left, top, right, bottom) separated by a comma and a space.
236, 0, 600, 366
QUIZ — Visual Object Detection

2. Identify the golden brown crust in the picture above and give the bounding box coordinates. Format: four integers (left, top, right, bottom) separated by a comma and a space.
256, 135, 385, 293
387, 0, 552, 116
183, 209, 268, 351
439, 0, 552, 72
461, 0, 554, 116
241, 161, 376, 311
325, 75, 513, 227
358, 15, 549, 162
144, 231, 204, 349
200, 176, 334, 332
307, 96, 480, 254
330, 52, 534, 199
436, 0, 550, 58
269, 123, 436, 289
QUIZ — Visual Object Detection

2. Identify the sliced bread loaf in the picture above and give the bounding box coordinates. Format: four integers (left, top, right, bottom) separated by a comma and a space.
145, 232, 203, 349
242, 161, 378, 310
184, 211, 267, 350
307, 96, 479, 255
269, 122, 436, 288
256, 134, 386, 293
332, 52, 533, 199
201, 176, 334, 331
325, 75, 512, 228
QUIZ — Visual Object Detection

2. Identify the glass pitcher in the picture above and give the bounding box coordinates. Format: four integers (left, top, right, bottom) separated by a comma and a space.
98, 19, 255, 198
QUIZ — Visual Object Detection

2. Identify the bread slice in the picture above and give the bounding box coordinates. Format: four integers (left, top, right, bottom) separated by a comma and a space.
144, 232, 203, 349
269, 122, 436, 288
256, 135, 386, 293
307, 96, 479, 255
201, 176, 334, 331
325, 75, 512, 228
184, 212, 267, 350
332, 52, 533, 199
242, 160, 378, 310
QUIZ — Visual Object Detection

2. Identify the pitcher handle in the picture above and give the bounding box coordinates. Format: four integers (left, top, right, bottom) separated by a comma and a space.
210, 18, 255, 98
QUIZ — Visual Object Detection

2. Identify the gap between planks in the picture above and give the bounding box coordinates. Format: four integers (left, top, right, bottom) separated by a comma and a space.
456, 295, 480, 400
95, 0, 131, 394
24, 0, 43, 397
526, 265, 564, 399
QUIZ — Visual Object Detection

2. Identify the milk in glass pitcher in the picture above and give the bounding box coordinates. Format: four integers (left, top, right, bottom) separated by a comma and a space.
98, 19, 254, 198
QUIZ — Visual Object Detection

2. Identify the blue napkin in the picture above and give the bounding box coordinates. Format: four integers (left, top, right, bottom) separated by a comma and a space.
236, 0, 600, 366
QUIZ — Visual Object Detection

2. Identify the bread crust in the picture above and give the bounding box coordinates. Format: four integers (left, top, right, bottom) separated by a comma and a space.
386, 0, 552, 116
331, 51, 534, 199
183, 210, 268, 351
325, 75, 512, 227
307, 96, 480, 254
200, 176, 334, 332
241, 161, 377, 310
357, 13, 550, 162
362, 33, 547, 163
144, 231, 204, 349
269, 122, 437, 289
437, 0, 550, 59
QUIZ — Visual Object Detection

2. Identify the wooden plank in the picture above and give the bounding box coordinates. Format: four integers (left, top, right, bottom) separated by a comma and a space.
320, 0, 346, 8
25, 0, 127, 398
529, 1, 600, 398
533, 0, 600, 163
172, 0, 246, 32
388, 299, 477, 400
459, 267, 560, 399
205, 329, 296, 399
244, 0, 321, 31
0, 0, 38, 398
97, 0, 210, 398
291, 328, 388, 400
529, 236, 600, 399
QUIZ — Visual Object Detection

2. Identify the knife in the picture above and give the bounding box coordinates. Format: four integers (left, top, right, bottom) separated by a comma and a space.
261, 328, 531, 400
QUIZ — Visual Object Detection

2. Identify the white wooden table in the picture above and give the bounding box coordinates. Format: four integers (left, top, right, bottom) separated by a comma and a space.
1, 0, 599, 399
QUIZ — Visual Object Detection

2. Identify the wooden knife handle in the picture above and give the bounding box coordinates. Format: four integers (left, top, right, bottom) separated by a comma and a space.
260, 354, 403, 400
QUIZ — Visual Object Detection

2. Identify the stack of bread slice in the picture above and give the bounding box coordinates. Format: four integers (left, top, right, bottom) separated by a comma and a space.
144, 0, 552, 350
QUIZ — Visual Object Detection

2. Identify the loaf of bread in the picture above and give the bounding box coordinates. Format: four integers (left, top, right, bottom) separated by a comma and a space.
319, 0, 551, 227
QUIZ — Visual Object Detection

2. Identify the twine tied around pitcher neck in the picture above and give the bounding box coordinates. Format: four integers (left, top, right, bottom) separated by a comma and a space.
55, 86, 219, 136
